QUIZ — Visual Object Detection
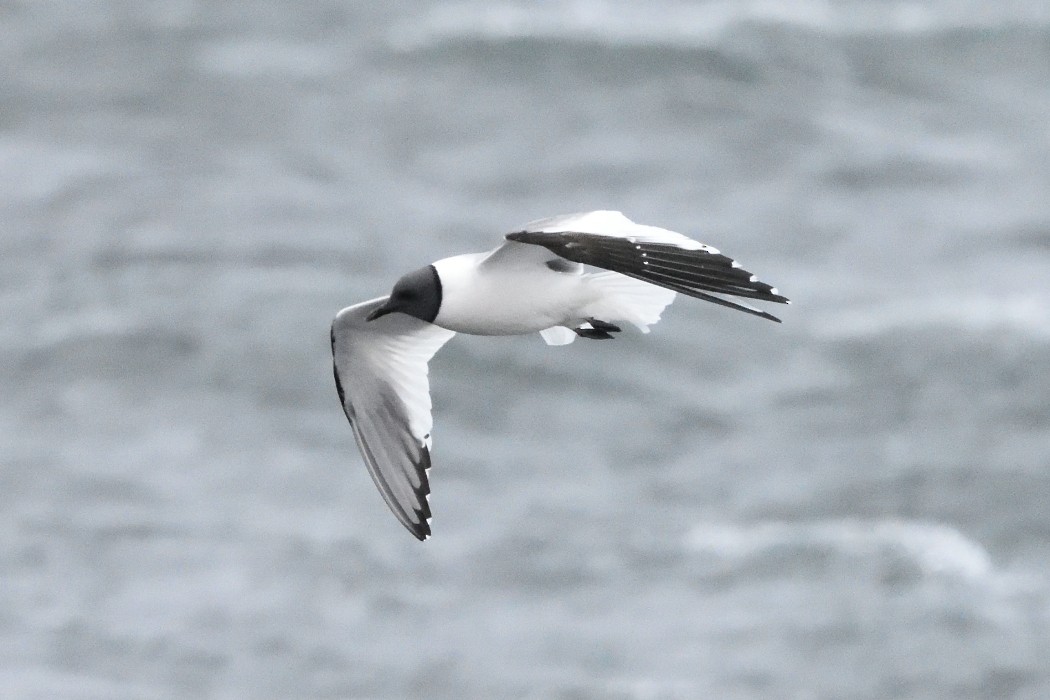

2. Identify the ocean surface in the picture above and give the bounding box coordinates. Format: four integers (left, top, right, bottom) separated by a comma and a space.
2, 1, 1050, 698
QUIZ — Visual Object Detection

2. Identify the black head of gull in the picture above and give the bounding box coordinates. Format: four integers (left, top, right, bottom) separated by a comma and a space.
366, 264, 442, 323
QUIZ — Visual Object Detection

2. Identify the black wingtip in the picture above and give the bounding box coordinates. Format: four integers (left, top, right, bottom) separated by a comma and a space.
409, 523, 430, 541
407, 447, 434, 541
408, 512, 432, 541
752, 303, 786, 323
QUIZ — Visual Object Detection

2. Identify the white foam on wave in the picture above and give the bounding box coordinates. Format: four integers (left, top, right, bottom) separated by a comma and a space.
0, 669, 160, 700
197, 38, 342, 78
390, 0, 1050, 51
815, 293, 1050, 341
0, 310, 148, 353
0, 139, 130, 203
32, 311, 140, 346
685, 518, 993, 581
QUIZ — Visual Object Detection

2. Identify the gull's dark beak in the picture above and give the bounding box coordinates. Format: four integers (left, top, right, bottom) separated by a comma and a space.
365, 304, 393, 322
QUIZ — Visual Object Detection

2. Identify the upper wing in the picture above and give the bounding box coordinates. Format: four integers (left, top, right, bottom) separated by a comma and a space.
331, 297, 456, 540
478, 238, 584, 274
505, 210, 790, 322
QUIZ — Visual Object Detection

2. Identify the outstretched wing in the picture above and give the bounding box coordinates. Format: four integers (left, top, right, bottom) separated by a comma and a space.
331, 297, 455, 540
505, 210, 789, 322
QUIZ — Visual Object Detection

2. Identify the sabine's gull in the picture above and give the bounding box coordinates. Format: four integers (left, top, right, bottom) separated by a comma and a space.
331, 211, 789, 539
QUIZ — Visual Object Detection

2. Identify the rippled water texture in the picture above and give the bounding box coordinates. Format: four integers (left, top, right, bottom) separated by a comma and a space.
2, 1, 1049, 698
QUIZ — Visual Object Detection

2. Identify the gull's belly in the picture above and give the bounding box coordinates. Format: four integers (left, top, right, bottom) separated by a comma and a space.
435, 269, 585, 336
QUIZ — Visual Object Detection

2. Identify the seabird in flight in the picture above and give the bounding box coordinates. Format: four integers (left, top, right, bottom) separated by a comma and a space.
331, 211, 789, 539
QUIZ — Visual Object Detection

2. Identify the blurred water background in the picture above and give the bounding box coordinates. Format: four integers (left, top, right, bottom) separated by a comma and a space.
3, 1, 1050, 698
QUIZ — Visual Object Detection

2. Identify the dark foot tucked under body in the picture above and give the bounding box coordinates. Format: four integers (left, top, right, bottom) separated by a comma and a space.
574, 318, 622, 340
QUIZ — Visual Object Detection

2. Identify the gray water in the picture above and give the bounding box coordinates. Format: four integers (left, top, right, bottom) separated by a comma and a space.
3, 1, 1050, 698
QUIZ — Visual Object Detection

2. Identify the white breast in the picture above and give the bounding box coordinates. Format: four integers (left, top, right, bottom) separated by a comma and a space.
431, 253, 587, 336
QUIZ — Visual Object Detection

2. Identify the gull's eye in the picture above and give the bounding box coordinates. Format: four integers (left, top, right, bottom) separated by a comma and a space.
395, 289, 416, 303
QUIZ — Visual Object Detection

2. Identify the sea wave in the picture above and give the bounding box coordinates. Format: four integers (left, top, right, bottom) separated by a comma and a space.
813, 293, 1050, 340
684, 518, 994, 581
390, 0, 1050, 51
196, 38, 343, 78
0, 139, 132, 204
